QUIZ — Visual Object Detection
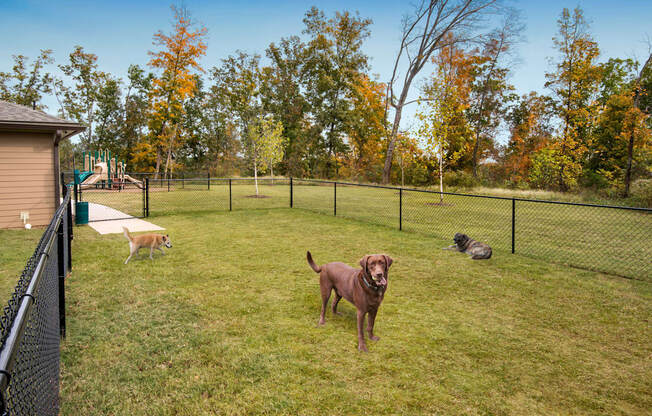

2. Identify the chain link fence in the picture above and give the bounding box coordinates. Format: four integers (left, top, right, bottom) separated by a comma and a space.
65, 173, 651, 280
0, 187, 71, 415
147, 177, 290, 217
290, 179, 651, 281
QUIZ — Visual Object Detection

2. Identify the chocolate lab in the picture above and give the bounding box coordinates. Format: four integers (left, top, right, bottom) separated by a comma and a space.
306, 251, 393, 352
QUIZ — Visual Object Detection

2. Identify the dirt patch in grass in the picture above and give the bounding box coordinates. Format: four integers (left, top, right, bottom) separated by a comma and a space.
425, 201, 454, 207
244, 194, 271, 198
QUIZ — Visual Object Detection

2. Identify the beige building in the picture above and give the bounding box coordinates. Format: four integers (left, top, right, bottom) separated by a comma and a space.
0, 101, 84, 229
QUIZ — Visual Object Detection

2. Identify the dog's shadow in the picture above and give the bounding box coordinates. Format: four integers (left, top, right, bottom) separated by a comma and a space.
124, 251, 166, 264
317, 306, 357, 330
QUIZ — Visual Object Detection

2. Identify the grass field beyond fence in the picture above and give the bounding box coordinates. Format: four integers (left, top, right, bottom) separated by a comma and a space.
79, 179, 652, 280
54, 209, 651, 415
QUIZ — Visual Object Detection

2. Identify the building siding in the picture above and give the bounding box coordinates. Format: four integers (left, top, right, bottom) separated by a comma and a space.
0, 132, 55, 228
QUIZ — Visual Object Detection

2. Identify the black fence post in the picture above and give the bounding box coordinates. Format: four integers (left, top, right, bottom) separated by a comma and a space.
145, 178, 150, 217
399, 188, 403, 231
229, 179, 232, 211
290, 177, 293, 208
57, 208, 66, 338
511, 198, 515, 254
67, 192, 73, 268
208, 171, 211, 191
66, 188, 73, 269
334, 181, 337, 216
167, 175, 170, 192
182, 173, 184, 189
60, 172, 65, 203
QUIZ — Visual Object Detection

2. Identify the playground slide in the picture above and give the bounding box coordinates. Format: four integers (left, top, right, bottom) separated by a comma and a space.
67, 170, 93, 186
80, 173, 102, 188
78, 171, 93, 183
123, 175, 144, 189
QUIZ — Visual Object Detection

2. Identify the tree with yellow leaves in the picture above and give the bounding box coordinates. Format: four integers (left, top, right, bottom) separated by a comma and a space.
415, 39, 474, 200
544, 7, 601, 190
247, 115, 286, 196
394, 132, 420, 187
416, 64, 471, 202
591, 90, 651, 191
145, 5, 207, 179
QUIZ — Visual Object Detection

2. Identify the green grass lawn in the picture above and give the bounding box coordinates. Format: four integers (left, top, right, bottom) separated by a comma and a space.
79, 180, 651, 280
59, 208, 651, 415
0, 228, 45, 302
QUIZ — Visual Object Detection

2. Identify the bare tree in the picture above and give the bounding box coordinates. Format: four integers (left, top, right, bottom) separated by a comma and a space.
382, 0, 501, 184
468, 10, 523, 177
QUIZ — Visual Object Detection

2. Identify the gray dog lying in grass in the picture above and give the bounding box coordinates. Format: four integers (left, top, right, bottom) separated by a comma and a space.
443, 233, 492, 259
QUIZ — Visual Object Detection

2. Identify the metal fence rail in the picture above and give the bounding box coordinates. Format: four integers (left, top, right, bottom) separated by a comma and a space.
0, 188, 72, 415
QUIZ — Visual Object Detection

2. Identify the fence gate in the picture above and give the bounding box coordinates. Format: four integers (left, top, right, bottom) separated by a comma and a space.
75, 178, 148, 222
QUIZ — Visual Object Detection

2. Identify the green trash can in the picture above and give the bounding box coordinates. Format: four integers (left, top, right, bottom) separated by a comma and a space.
75, 202, 89, 225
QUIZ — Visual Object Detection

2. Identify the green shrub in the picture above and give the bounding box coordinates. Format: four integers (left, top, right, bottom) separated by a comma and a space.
580, 169, 612, 189
528, 147, 582, 190
443, 170, 480, 188
628, 179, 652, 208
504, 179, 530, 190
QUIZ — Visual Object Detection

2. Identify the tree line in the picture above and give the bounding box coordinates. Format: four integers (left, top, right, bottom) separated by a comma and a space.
1, 2, 650, 199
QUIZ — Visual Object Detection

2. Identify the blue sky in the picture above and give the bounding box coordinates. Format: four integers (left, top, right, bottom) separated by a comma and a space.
1, 0, 650, 136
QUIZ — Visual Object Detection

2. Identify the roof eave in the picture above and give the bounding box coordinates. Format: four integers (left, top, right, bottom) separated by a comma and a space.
59, 126, 86, 141
0, 121, 86, 140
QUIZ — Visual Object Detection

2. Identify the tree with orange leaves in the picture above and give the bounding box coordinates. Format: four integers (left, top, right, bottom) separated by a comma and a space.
346, 74, 387, 182
145, 5, 207, 179
503, 92, 553, 184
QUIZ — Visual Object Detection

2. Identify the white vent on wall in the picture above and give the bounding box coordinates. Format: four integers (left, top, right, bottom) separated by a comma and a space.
20, 212, 31, 229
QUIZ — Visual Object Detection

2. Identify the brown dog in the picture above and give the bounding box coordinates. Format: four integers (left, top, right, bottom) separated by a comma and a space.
306, 251, 393, 352
123, 227, 172, 264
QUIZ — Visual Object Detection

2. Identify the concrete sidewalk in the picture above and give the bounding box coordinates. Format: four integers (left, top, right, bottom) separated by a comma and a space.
86, 202, 165, 235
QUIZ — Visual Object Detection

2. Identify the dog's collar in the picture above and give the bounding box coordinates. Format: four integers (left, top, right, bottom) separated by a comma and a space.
361, 273, 383, 292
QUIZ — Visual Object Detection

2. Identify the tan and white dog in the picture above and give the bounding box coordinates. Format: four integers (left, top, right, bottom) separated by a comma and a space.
123, 227, 172, 264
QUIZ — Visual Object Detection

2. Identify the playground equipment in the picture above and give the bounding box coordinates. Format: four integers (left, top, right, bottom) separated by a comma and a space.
75, 149, 143, 190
